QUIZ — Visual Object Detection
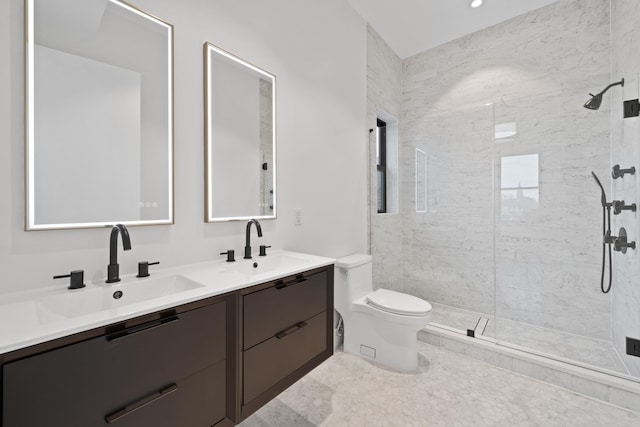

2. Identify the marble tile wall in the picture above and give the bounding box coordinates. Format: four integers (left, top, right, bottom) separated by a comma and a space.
399, 0, 613, 339
611, 0, 640, 377
401, 106, 495, 315
366, 25, 403, 292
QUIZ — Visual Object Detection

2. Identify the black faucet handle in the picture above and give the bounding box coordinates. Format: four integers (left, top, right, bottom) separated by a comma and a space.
612, 164, 636, 179
137, 261, 160, 278
259, 245, 271, 257
53, 270, 86, 290
220, 250, 235, 262
612, 200, 637, 215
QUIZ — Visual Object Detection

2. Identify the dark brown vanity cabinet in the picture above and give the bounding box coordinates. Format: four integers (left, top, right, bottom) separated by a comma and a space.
1, 264, 333, 426
238, 266, 334, 420
1, 296, 236, 427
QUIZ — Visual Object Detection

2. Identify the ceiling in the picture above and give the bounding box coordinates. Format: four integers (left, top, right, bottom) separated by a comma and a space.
346, 0, 560, 59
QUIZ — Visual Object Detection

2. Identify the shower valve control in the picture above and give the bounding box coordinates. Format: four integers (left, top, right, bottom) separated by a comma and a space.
612, 200, 637, 215
611, 227, 636, 254
612, 164, 636, 179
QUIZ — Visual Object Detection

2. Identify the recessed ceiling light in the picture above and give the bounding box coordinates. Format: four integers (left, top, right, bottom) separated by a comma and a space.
470, 0, 483, 8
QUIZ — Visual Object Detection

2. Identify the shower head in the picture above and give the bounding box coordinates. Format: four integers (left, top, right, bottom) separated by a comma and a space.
584, 78, 624, 110
591, 171, 607, 207
584, 94, 603, 110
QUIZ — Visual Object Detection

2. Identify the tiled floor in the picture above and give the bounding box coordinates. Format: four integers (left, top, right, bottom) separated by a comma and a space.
239, 342, 640, 426
430, 302, 629, 375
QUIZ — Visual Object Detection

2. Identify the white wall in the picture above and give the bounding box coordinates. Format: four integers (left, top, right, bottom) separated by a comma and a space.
0, 0, 367, 292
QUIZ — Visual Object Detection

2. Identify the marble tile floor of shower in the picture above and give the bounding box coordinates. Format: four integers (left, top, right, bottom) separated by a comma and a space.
239, 341, 640, 427
429, 302, 629, 375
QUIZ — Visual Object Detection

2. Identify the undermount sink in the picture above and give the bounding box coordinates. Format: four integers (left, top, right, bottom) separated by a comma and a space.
222, 253, 309, 276
36, 275, 204, 324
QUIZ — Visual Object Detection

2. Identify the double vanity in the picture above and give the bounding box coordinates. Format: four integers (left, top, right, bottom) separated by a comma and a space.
13, 2, 332, 425
0, 250, 334, 426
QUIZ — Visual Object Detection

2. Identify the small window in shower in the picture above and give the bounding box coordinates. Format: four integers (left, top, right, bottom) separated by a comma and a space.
500, 154, 539, 219
375, 113, 398, 214
376, 118, 387, 213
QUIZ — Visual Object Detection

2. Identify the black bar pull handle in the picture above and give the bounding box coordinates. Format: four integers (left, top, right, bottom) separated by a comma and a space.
275, 321, 307, 339
106, 315, 179, 342
275, 276, 307, 289
105, 383, 178, 423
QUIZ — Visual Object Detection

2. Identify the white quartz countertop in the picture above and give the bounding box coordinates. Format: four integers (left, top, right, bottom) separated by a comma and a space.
0, 250, 334, 355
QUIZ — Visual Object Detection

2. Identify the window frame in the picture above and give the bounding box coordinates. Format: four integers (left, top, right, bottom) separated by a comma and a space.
376, 118, 387, 214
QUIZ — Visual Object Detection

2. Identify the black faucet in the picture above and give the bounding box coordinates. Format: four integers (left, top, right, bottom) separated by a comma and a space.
244, 219, 262, 259
106, 224, 132, 283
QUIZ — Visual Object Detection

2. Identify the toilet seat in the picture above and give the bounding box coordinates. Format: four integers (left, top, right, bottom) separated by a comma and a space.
366, 289, 432, 317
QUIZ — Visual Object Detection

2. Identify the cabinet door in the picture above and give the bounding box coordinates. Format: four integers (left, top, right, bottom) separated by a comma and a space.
243, 270, 327, 349
3, 301, 226, 427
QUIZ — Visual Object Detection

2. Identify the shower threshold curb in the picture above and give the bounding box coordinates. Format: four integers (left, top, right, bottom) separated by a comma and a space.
419, 324, 640, 414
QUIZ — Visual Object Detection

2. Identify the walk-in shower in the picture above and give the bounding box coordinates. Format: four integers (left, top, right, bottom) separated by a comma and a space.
369, 0, 640, 384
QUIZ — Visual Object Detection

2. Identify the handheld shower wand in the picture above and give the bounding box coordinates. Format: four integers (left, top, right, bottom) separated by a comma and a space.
591, 171, 608, 207
591, 172, 612, 293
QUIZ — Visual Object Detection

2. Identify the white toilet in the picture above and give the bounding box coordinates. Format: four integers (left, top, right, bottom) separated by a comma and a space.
334, 254, 432, 372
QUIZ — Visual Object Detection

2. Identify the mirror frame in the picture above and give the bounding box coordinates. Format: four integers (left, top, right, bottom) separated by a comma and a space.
203, 42, 277, 223
24, 0, 175, 230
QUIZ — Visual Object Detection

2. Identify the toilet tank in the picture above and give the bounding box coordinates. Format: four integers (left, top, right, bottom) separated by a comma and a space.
335, 254, 373, 307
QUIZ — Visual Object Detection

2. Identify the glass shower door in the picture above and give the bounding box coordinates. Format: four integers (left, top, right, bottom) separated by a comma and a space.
492, 86, 623, 373
401, 104, 496, 339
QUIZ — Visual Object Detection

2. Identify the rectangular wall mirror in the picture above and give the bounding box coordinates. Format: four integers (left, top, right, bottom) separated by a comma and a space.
25, 0, 174, 230
204, 42, 276, 222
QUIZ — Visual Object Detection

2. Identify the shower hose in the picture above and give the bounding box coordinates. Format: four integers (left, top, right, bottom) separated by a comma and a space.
599, 201, 613, 294
591, 171, 612, 294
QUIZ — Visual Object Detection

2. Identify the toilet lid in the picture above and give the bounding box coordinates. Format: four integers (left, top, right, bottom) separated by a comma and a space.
366, 289, 432, 316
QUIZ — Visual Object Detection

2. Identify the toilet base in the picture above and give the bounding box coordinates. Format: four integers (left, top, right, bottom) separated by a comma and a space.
342, 311, 427, 372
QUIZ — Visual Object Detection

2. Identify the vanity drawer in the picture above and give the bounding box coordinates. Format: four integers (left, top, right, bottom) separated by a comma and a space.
101, 359, 227, 427
3, 301, 226, 427
243, 311, 327, 403
4, 358, 226, 427
243, 270, 327, 349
